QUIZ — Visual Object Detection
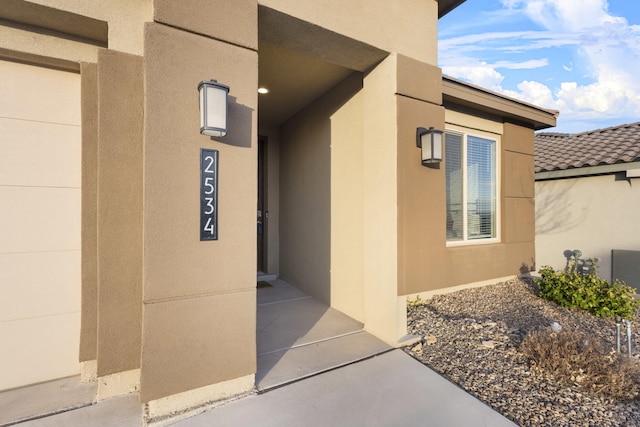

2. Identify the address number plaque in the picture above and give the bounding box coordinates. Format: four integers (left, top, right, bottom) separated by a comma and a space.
200, 149, 218, 240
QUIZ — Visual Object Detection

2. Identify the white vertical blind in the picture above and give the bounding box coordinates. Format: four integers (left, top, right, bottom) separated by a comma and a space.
445, 132, 496, 242
467, 136, 496, 239
445, 133, 463, 240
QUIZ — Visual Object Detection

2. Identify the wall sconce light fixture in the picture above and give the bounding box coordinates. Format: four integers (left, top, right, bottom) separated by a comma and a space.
198, 79, 229, 138
416, 126, 443, 167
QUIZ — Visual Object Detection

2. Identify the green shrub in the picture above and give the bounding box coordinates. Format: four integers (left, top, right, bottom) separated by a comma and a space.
520, 329, 640, 400
536, 265, 639, 319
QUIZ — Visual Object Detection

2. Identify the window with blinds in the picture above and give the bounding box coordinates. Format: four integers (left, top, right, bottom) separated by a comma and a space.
445, 131, 497, 242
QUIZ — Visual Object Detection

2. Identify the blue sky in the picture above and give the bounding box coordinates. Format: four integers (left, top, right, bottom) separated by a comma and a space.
439, 0, 640, 133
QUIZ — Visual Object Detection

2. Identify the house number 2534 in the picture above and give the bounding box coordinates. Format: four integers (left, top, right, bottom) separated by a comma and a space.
200, 149, 218, 240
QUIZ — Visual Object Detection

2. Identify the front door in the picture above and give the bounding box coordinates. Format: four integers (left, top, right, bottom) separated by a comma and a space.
257, 137, 266, 272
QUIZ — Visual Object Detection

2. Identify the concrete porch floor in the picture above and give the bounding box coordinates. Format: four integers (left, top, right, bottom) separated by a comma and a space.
1, 278, 392, 425
256, 278, 392, 391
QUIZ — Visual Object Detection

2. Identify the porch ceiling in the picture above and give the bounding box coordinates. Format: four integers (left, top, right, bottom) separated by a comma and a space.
257, 41, 354, 128
257, 6, 387, 128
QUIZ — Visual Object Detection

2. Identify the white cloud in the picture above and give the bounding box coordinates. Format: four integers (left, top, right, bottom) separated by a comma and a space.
492, 58, 549, 69
440, 0, 640, 131
503, 81, 556, 109
442, 63, 505, 90
513, 0, 626, 32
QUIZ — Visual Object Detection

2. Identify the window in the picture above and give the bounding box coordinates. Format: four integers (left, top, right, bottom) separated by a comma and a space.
445, 131, 497, 242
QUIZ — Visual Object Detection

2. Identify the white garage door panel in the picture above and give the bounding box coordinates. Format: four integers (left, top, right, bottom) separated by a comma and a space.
0, 60, 80, 125
0, 59, 81, 390
0, 187, 80, 254
0, 252, 80, 322
0, 313, 81, 391
0, 118, 81, 188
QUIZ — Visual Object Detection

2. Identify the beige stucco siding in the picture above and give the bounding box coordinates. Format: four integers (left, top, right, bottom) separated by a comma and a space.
279, 71, 366, 321
396, 58, 446, 297
279, 81, 333, 305
0, 60, 81, 390
258, 0, 438, 65
140, 291, 256, 403
402, 113, 536, 295
154, 0, 257, 51
95, 49, 144, 377
140, 19, 257, 402
20, 0, 152, 55
330, 75, 366, 322
536, 174, 640, 282
80, 62, 98, 363
361, 54, 401, 344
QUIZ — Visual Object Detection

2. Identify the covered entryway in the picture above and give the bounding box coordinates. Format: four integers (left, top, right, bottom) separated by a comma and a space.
0, 59, 81, 390
255, 5, 413, 350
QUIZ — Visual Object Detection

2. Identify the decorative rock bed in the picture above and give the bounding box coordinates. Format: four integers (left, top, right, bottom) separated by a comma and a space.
404, 279, 640, 427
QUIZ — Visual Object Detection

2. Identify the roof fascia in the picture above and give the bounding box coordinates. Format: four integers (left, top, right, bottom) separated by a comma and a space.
442, 76, 557, 130
535, 161, 640, 181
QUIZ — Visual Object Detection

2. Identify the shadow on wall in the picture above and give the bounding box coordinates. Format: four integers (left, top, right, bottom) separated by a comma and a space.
519, 259, 536, 275
535, 179, 587, 235
218, 96, 253, 148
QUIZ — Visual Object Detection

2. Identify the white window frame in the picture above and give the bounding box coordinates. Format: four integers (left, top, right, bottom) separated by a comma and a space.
445, 125, 501, 247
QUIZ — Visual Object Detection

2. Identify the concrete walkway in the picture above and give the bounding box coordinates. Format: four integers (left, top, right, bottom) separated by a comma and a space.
174, 349, 516, 427
7, 350, 516, 427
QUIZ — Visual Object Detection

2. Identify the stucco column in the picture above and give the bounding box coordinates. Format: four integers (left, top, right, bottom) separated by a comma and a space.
95, 49, 144, 399
362, 54, 408, 345
139, 0, 258, 421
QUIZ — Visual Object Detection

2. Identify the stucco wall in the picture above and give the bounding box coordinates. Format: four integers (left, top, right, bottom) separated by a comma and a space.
362, 55, 401, 344
279, 81, 335, 305
21, 0, 152, 55
80, 62, 98, 363
95, 50, 144, 377
140, 13, 258, 402
276, 70, 366, 316
330, 75, 366, 322
396, 58, 446, 297
536, 174, 640, 282
258, 0, 438, 65
402, 112, 536, 296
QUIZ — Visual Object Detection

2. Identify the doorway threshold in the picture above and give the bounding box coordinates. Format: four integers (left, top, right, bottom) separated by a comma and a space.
257, 272, 277, 282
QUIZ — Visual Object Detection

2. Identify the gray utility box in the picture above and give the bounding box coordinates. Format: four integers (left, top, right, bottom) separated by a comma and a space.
612, 249, 640, 291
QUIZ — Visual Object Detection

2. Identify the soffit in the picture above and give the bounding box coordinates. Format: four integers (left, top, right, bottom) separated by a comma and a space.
258, 41, 354, 127
258, 6, 386, 127
438, 0, 467, 18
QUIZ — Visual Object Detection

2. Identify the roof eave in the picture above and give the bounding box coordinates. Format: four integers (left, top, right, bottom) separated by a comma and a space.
438, 0, 467, 18
535, 161, 640, 180
442, 76, 558, 131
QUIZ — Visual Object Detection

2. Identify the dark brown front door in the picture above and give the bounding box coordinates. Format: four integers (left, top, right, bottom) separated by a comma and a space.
257, 137, 266, 272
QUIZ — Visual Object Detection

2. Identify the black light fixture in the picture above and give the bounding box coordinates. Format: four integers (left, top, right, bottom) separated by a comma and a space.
416, 126, 443, 167
198, 79, 229, 138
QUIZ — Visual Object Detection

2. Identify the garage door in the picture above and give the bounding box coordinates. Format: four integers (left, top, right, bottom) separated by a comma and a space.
0, 60, 81, 390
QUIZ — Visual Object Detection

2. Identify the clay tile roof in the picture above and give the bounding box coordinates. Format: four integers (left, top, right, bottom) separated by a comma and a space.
535, 121, 640, 173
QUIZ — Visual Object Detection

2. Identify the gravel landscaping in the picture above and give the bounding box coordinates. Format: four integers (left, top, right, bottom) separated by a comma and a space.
404, 278, 640, 427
